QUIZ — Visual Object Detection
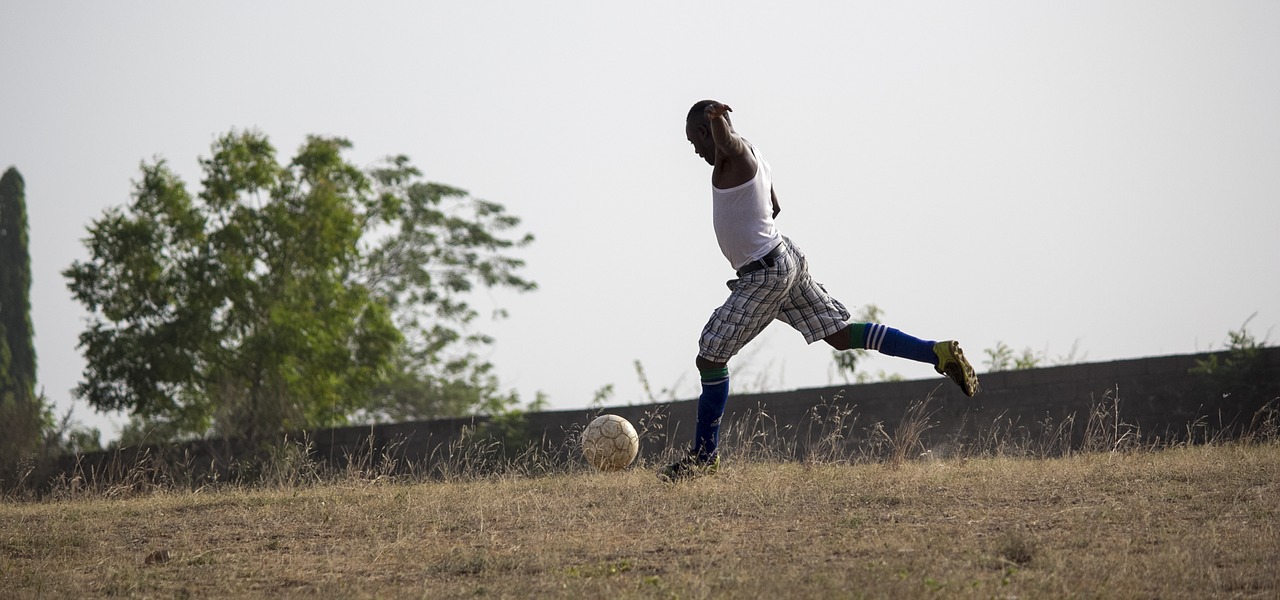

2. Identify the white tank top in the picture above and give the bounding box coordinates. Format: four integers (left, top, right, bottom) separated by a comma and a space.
712, 145, 782, 270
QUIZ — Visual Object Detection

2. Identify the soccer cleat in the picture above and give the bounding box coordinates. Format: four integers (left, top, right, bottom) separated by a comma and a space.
657, 453, 720, 482
934, 340, 979, 397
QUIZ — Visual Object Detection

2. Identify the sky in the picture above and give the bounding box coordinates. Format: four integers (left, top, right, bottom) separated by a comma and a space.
2, 1, 1278, 443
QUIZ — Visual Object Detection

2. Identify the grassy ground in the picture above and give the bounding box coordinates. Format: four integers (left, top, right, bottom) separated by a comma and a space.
2, 442, 1277, 599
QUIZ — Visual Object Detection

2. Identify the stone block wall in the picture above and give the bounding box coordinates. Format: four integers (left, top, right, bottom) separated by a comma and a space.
49, 347, 1280, 485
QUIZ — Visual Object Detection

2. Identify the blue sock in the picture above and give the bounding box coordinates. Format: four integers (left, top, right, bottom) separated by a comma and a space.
693, 366, 730, 462
854, 323, 938, 365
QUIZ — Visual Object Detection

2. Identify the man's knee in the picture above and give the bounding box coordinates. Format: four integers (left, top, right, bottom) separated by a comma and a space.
695, 355, 726, 371
823, 325, 853, 351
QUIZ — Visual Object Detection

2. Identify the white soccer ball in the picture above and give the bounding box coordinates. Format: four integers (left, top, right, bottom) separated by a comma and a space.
581, 414, 639, 471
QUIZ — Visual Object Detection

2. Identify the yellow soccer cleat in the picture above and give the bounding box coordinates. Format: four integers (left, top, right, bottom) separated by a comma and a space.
934, 340, 979, 397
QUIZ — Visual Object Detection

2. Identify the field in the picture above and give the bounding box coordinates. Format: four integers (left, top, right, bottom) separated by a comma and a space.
2, 441, 1278, 599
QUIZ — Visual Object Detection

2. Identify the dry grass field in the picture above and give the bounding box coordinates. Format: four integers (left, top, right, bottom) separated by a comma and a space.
3, 440, 1278, 599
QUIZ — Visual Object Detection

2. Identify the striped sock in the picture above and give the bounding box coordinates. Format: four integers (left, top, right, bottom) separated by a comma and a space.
851, 323, 938, 366
693, 367, 729, 462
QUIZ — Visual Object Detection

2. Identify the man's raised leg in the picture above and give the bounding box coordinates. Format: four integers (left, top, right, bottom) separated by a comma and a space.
824, 323, 979, 396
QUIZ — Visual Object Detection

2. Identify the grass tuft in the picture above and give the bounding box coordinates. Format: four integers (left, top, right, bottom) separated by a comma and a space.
994, 529, 1037, 567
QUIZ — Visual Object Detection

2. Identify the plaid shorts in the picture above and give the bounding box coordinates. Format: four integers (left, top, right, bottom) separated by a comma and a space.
698, 237, 852, 363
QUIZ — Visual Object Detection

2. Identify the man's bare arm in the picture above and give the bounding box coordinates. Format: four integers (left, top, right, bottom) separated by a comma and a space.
770, 187, 781, 219
706, 103, 749, 159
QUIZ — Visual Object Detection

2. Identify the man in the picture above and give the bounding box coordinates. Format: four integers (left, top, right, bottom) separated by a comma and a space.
659, 100, 978, 482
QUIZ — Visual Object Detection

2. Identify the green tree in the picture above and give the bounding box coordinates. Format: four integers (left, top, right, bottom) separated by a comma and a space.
1190, 314, 1278, 404
44, 407, 104, 455
983, 340, 1083, 372
65, 132, 534, 444
982, 342, 1043, 372
1, 166, 44, 467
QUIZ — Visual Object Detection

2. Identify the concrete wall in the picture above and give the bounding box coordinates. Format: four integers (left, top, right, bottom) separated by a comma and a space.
51, 347, 1280, 484
498, 346, 1280, 457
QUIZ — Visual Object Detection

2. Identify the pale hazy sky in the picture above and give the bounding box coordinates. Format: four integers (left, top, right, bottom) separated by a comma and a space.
3, 1, 1278, 442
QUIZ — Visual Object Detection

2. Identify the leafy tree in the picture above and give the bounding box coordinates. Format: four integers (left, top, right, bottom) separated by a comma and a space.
44, 406, 104, 455
983, 340, 1084, 372
65, 132, 535, 444
982, 342, 1043, 372
1, 166, 44, 467
1190, 314, 1277, 404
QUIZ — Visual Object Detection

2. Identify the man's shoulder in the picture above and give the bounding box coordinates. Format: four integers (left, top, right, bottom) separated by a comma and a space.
713, 144, 760, 189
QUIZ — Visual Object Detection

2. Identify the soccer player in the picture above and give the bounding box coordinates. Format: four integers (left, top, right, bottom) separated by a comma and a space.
659, 100, 979, 482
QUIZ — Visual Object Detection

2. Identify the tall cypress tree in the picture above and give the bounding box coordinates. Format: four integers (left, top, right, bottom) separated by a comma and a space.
1, 166, 40, 465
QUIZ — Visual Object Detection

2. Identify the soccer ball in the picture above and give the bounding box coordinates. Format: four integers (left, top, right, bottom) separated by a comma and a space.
581, 414, 639, 471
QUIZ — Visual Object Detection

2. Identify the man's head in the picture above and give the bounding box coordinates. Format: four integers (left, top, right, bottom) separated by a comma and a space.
685, 99, 729, 166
